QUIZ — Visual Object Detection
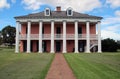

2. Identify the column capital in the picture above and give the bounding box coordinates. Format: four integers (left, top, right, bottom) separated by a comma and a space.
39, 20, 43, 22
74, 20, 79, 22
97, 21, 101, 23
51, 20, 54, 22
27, 20, 31, 22
16, 21, 20, 23
62, 20, 67, 22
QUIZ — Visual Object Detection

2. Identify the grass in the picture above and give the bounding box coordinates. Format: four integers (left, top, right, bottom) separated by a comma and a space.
0, 48, 54, 79
64, 53, 120, 79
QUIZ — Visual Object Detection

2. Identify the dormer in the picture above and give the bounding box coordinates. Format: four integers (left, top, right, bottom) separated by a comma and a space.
67, 7, 73, 16
45, 8, 50, 16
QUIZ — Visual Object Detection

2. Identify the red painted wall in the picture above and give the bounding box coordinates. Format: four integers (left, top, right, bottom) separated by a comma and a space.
54, 23, 63, 34
67, 40, 74, 52
46, 40, 50, 52
44, 24, 51, 34
66, 23, 74, 34
90, 24, 96, 34
20, 41, 23, 52
21, 24, 27, 34
32, 40, 37, 52
31, 24, 39, 34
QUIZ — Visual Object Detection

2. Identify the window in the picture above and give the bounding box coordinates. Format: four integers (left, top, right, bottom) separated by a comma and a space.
45, 8, 50, 16
68, 9, 72, 15
67, 7, 73, 16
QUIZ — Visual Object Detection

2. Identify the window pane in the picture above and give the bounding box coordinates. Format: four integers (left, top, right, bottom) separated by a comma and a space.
68, 10, 71, 15
46, 10, 49, 15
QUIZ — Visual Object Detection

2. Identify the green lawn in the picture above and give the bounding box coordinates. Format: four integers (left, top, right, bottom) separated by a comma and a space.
0, 48, 54, 79
64, 53, 120, 79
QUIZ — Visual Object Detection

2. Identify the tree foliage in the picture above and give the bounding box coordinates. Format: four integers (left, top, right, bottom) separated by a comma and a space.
0, 31, 2, 45
1, 25, 16, 46
102, 38, 118, 52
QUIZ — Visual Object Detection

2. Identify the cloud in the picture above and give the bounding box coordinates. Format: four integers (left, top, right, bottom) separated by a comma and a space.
101, 30, 120, 40
0, 0, 10, 9
22, 0, 102, 12
115, 10, 120, 16
106, 0, 120, 8
101, 10, 120, 40
11, 0, 16, 3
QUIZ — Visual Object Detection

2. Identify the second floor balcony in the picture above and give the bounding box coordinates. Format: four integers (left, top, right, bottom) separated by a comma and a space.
20, 34, 98, 40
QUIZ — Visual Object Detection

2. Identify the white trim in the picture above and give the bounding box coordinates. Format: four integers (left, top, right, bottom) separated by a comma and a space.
16, 18, 101, 23
67, 7, 73, 16
45, 8, 51, 16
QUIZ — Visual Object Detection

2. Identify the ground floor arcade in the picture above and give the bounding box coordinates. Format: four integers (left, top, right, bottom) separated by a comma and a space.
20, 40, 98, 53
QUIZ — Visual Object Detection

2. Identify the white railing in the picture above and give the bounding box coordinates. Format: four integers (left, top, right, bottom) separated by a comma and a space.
66, 34, 75, 39
19, 34, 98, 40
42, 34, 51, 39
54, 34, 63, 39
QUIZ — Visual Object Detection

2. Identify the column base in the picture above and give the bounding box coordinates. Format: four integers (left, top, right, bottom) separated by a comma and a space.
38, 51, 42, 53
85, 51, 91, 53
26, 51, 31, 53
98, 51, 102, 53
74, 51, 79, 53
62, 51, 67, 53
15, 51, 19, 53
50, 51, 54, 53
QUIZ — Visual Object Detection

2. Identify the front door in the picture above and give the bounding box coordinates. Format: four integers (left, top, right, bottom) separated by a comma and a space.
42, 41, 47, 52
56, 41, 61, 52
78, 41, 84, 52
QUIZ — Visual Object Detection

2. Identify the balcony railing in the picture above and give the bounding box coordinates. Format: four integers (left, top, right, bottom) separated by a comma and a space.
19, 34, 98, 40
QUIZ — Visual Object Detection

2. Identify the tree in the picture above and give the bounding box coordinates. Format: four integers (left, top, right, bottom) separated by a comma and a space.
1, 25, 16, 47
102, 38, 118, 52
0, 31, 3, 45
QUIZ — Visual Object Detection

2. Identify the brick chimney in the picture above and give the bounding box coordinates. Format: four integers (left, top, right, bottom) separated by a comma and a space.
56, 6, 61, 11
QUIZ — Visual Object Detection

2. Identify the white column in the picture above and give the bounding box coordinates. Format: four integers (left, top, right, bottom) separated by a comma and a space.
50, 21, 54, 53
75, 21, 78, 53
15, 21, 20, 53
39, 21, 42, 53
97, 21, 102, 53
27, 21, 31, 53
86, 21, 90, 53
63, 21, 66, 53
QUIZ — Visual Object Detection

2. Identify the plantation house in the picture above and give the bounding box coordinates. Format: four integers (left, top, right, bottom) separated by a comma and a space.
15, 6, 102, 53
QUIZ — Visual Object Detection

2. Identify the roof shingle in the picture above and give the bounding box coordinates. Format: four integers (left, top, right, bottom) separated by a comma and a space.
15, 11, 102, 19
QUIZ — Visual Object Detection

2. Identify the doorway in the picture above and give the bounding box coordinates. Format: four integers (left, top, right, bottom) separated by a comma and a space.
23, 40, 27, 52
78, 41, 85, 52
56, 41, 61, 52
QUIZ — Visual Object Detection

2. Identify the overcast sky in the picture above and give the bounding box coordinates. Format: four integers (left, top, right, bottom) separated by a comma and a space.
0, 0, 120, 40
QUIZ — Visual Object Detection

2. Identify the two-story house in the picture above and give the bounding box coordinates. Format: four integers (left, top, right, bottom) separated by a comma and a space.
15, 6, 102, 53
